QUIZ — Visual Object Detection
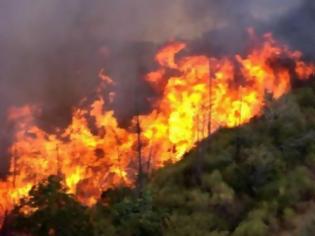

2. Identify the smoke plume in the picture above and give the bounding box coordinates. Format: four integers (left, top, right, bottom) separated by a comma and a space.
0, 0, 313, 176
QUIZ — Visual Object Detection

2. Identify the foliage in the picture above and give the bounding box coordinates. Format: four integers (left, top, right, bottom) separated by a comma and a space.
108, 191, 166, 236
10, 175, 93, 236
151, 82, 315, 235
7, 81, 315, 235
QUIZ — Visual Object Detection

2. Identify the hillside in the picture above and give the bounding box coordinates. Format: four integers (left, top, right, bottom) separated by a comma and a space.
4, 81, 315, 235
150, 81, 315, 236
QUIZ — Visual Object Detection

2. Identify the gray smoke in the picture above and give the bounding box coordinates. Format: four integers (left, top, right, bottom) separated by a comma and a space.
272, 0, 315, 59
0, 0, 313, 177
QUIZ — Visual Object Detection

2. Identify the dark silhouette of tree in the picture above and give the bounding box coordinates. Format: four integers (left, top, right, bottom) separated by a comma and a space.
10, 175, 93, 236
135, 111, 145, 197
0, 211, 10, 236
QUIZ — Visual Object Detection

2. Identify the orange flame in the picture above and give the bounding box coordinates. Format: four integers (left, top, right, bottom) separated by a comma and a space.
0, 33, 314, 223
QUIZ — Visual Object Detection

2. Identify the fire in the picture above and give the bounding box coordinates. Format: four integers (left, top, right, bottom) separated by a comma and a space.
0, 33, 314, 223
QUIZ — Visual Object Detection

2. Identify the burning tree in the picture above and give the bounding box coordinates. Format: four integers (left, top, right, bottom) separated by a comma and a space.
0, 32, 314, 224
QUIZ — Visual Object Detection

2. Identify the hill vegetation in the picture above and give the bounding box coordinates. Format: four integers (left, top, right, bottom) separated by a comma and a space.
4, 81, 315, 236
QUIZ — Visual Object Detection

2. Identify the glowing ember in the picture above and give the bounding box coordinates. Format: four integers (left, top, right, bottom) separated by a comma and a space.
0, 33, 314, 223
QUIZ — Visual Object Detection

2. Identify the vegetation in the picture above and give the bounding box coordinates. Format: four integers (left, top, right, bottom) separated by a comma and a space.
5, 81, 315, 235
9, 175, 93, 235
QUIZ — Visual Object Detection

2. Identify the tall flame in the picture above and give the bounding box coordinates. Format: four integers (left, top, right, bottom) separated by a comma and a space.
0, 33, 314, 223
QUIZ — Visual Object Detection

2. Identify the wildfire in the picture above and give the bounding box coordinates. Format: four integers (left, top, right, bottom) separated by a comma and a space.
0, 33, 314, 223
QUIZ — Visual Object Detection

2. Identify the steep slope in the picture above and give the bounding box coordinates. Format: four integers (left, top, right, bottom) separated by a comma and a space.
5, 81, 315, 235
150, 81, 315, 236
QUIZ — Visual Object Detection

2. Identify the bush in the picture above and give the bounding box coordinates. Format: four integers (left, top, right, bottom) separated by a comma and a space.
10, 175, 93, 236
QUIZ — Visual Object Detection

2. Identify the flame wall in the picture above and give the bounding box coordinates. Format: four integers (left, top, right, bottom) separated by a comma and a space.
0, 33, 314, 223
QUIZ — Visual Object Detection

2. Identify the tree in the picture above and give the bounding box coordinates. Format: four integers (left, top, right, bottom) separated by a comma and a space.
232, 218, 268, 236
10, 175, 93, 236
109, 191, 166, 236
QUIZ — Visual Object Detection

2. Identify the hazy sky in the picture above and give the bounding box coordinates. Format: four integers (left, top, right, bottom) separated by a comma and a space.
0, 0, 312, 176
0, 0, 304, 44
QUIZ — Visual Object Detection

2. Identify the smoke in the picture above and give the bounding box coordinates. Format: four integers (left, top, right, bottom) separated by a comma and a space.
271, 0, 315, 59
0, 0, 312, 176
